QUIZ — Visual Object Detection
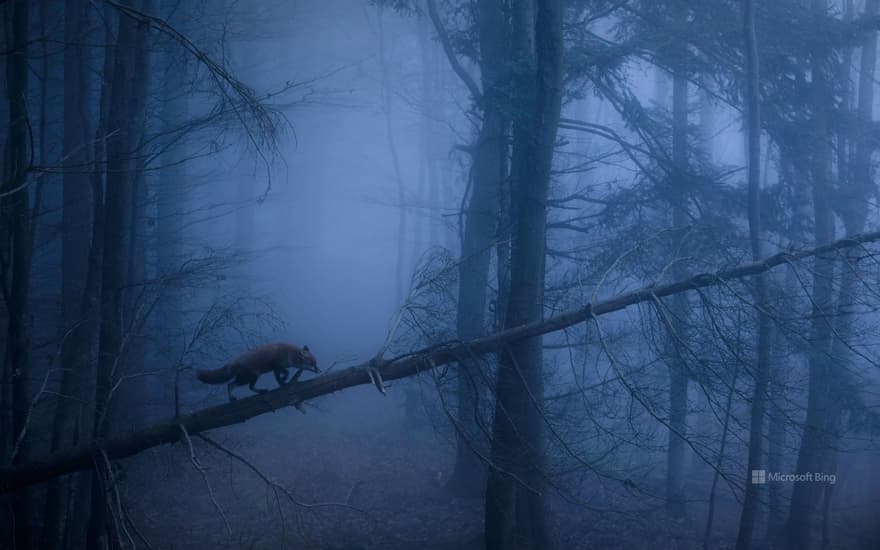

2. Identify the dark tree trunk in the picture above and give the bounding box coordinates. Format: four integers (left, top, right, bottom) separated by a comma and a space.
815, 0, 878, 544
665, 66, 690, 520
40, 1, 93, 546
86, 2, 151, 545
2, 1, 33, 546
446, 0, 509, 497
484, 0, 563, 548
786, 1, 837, 547
736, 0, 772, 546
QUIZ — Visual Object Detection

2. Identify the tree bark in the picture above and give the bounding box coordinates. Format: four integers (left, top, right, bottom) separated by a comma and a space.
2, 0, 33, 546
736, 0, 772, 546
86, 2, 151, 545
442, 0, 510, 497
813, 1, 879, 545
786, 1, 838, 547
665, 64, 690, 520
40, 1, 93, 546
485, 0, 563, 548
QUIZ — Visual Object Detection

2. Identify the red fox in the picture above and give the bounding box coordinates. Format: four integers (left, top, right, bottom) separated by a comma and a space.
196, 343, 318, 401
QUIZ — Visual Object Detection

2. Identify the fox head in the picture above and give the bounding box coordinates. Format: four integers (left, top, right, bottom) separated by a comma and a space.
298, 345, 319, 372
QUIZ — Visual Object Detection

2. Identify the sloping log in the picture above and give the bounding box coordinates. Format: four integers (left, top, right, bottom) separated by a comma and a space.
2, 230, 880, 492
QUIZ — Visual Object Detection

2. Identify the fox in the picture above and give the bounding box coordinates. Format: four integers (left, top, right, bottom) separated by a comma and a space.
196, 343, 318, 402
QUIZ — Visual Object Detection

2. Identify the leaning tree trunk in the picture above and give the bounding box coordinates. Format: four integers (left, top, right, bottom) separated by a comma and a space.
485, 0, 563, 548
786, 1, 837, 547
736, 0, 773, 546
2, 231, 879, 493
2, 1, 33, 547
444, 0, 510, 497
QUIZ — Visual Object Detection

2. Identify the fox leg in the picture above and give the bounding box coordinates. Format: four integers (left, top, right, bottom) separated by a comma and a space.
291, 368, 304, 382
274, 366, 290, 386
248, 378, 268, 395
227, 381, 237, 402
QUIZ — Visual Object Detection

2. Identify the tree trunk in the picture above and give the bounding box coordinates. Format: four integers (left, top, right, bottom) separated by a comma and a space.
485, 0, 563, 548
377, 6, 408, 305
736, 0, 772, 545
2, 0, 33, 546
86, 2, 151, 545
786, 1, 837, 547
446, 0, 509, 497
40, 1, 93, 546
1, 230, 878, 494
665, 65, 690, 520
813, 1, 879, 545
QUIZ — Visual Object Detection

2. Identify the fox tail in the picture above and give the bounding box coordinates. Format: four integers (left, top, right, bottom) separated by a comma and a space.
196, 364, 233, 384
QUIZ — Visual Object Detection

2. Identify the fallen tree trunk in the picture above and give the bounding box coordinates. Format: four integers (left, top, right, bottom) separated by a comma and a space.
2, 230, 879, 492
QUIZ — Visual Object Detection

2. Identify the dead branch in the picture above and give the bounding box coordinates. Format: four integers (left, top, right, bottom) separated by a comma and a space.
2, 230, 880, 492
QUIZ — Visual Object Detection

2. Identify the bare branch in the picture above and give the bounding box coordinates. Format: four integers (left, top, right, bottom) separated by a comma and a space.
425, 0, 482, 102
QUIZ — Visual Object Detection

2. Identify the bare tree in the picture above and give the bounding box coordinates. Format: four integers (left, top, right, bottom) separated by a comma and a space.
426, 0, 511, 496
485, 0, 564, 547
86, 2, 153, 545
1, 1, 34, 546
735, 0, 772, 546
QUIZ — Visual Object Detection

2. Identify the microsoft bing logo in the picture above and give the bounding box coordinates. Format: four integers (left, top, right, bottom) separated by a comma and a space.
751, 469, 766, 484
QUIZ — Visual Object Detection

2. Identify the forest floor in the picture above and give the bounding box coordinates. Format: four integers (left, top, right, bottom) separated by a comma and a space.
123, 387, 747, 550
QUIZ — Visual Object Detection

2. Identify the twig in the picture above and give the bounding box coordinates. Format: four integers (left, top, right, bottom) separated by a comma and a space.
178, 424, 232, 537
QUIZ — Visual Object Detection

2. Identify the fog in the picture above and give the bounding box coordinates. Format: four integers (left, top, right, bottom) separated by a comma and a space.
1, 0, 880, 549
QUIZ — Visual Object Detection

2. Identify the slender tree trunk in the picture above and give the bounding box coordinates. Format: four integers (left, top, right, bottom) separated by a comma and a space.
485, 1, 563, 548
376, 6, 408, 305
703, 334, 741, 550
736, 0, 772, 546
86, 3, 151, 545
63, 8, 115, 548
2, 1, 33, 546
665, 66, 690, 519
40, 2, 93, 546
765, 328, 787, 542
446, 0, 509, 497
814, 2, 878, 546
786, 1, 837, 547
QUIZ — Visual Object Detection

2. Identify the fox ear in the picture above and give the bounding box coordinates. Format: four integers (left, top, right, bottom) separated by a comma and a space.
303, 345, 309, 352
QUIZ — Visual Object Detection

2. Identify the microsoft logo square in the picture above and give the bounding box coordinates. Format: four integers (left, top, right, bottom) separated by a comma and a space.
751, 469, 766, 484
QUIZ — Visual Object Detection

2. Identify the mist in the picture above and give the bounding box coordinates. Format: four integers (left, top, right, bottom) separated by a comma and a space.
1, 0, 879, 549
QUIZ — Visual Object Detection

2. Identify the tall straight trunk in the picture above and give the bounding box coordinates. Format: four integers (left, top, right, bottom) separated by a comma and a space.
699, 88, 715, 164
86, 3, 150, 545
413, 16, 430, 264
40, 1, 93, 546
119, 0, 152, 426
816, 0, 878, 544
446, 0, 509, 497
786, 1, 837, 547
841, 0, 877, 237
765, 328, 787, 541
155, 53, 188, 336
485, 1, 563, 548
736, 0, 772, 546
767, 151, 806, 543
377, 7, 408, 305
2, 1, 33, 546
63, 8, 115, 548
151, 0, 191, 426
665, 66, 690, 519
